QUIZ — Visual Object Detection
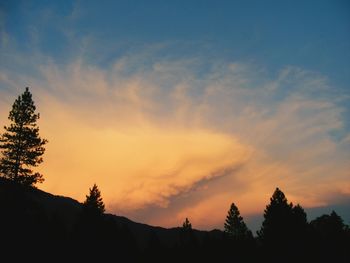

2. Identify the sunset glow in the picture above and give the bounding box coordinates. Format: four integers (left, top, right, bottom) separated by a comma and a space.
1, 1, 349, 230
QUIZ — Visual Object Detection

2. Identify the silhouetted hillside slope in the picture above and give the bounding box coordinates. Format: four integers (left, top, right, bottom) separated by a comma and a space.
113, 214, 224, 248
0, 178, 224, 256
0, 177, 81, 228
1, 178, 349, 263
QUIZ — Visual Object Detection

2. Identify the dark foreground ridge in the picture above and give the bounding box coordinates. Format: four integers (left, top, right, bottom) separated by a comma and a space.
0, 177, 349, 263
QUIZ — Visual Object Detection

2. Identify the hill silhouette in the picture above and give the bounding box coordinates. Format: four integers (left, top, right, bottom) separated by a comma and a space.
0, 177, 227, 262
1, 177, 349, 262
0, 177, 223, 243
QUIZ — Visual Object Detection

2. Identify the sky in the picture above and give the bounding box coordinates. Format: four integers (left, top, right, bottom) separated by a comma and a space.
0, 0, 349, 232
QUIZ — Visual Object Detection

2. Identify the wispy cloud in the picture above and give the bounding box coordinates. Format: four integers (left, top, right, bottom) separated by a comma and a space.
0, 47, 349, 229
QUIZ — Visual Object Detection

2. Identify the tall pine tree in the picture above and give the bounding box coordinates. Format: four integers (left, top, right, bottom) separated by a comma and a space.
257, 187, 310, 262
257, 187, 293, 242
224, 202, 252, 240
0, 87, 47, 186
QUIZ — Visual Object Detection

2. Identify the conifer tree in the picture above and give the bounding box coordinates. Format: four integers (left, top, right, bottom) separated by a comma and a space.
180, 217, 197, 254
224, 202, 252, 240
82, 184, 105, 217
73, 184, 108, 260
257, 187, 314, 262
0, 87, 47, 186
257, 187, 293, 241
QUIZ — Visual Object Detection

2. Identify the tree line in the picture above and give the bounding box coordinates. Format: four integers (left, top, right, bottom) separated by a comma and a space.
0, 88, 349, 262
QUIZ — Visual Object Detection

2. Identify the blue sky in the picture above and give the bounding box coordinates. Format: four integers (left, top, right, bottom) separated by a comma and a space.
0, 1, 349, 230
2, 0, 350, 83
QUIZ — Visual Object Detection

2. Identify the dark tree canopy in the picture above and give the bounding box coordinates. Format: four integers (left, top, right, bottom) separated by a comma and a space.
309, 211, 350, 262
224, 202, 252, 240
82, 183, 105, 217
0, 87, 47, 186
311, 211, 347, 237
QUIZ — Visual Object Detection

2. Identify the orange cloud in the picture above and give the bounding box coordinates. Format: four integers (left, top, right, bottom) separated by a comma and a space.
0, 58, 349, 230
40, 118, 251, 210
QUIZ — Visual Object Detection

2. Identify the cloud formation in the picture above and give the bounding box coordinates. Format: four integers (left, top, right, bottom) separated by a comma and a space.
0, 50, 349, 229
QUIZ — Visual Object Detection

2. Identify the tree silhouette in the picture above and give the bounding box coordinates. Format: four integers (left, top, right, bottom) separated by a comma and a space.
82, 183, 105, 217
223, 202, 255, 262
0, 87, 47, 186
310, 211, 349, 262
182, 217, 192, 230
291, 203, 308, 236
292, 204, 307, 225
224, 202, 252, 240
257, 187, 293, 242
179, 217, 197, 260
257, 187, 311, 262
311, 211, 348, 243
72, 184, 108, 260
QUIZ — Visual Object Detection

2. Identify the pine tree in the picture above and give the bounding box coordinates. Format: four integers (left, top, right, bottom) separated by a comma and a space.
257, 187, 293, 241
73, 184, 109, 260
82, 184, 105, 217
224, 202, 252, 240
257, 187, 312, 262
180, 217, 197, 255
0, 87, 47, 186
